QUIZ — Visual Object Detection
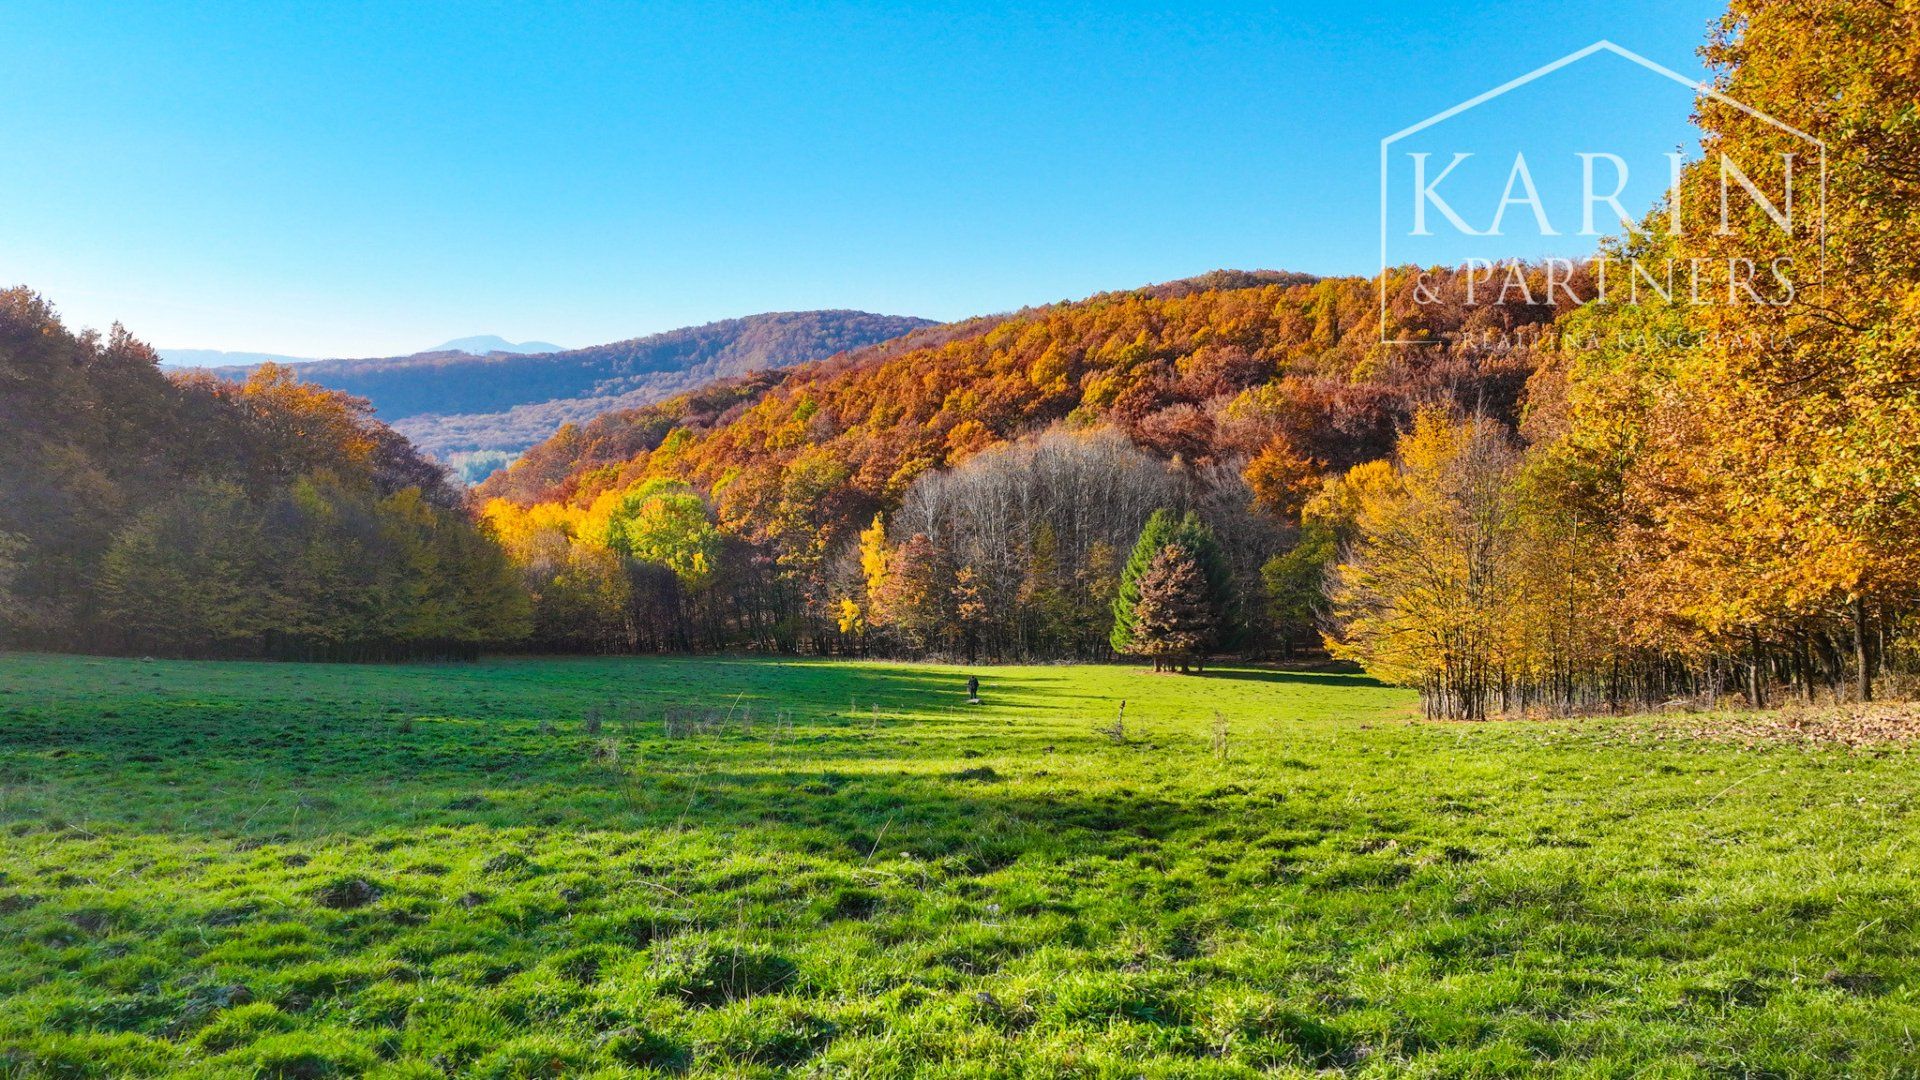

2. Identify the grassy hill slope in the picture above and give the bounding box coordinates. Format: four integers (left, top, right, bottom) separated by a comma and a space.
2, 652, 1915, 1075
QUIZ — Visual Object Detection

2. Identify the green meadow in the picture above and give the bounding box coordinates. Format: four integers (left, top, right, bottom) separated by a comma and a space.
1, 652, 1917, 1077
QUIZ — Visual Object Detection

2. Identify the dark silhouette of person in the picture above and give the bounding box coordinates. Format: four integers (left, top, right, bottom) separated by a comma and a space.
966, 675, 980, 704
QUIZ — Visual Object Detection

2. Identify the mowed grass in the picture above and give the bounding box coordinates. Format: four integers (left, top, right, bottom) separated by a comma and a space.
1, 655, 1918, 1078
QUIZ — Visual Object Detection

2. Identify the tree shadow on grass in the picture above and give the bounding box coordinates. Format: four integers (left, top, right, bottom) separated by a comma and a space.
762, 663, 1073, 712
4, 754, 1332, 878
1186, 666, 1387, 689
0, 658, 1179, 848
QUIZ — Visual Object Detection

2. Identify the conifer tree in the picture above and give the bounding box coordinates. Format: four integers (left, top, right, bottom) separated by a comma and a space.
1113, 509, 1232, 662
1132, 546, 1221, 671
1111, 510, 1183, 653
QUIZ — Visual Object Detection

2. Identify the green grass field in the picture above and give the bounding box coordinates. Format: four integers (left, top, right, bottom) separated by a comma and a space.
2, 653, 1917, 1077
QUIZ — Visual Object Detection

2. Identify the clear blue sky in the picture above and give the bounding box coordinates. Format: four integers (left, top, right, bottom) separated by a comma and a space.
0, 0, 1723, 357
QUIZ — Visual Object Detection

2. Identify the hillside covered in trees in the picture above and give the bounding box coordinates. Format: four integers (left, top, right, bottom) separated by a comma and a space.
469, 2, 1917, 716
466, 2, 1918, 717
203, 311, 936, 460
5, 0, 1908, 721
0, 290, 527, 658
476, 267, 1568, 657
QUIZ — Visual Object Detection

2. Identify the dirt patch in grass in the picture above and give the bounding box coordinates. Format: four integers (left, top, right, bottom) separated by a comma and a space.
310, 878, 381, 910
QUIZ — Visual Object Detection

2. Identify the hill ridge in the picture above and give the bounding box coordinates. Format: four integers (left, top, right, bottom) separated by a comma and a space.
198, 309, 937, 457
475, 266, 1547, 510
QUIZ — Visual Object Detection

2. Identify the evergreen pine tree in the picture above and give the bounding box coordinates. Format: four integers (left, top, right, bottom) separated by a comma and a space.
1111, 510, 1181, 652
1112, 510, 1233, 656
1132, 546, 1220, 672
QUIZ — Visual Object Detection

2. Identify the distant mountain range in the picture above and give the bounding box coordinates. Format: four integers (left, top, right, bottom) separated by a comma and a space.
160, 347, 314, 368
429, 335, 565, 356
159, 335, 565, 368
190, 311, 937, 465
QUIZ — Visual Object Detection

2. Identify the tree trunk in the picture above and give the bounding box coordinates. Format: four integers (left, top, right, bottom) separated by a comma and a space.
1798, 632, 1815, 704
1852, 595, 1873, 703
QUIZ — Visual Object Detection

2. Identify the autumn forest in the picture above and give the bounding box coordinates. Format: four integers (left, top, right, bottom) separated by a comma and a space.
3, 1, 1915, 722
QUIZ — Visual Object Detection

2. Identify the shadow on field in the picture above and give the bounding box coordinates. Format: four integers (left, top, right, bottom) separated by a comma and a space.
610, 765, 1242, 862
4, 736, 1300, 869
770, 663, 1070, 712
2, 658, 1291, 856
1189, 667, 1383, 688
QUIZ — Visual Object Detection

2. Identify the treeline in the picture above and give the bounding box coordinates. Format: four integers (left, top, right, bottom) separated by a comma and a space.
1320, 0, 1919, 716
0, 290, 528, 659
858, 431, 1260, 661
480, 267, 1563, 658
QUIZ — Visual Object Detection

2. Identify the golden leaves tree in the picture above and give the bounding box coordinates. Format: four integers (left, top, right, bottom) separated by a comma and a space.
1325, 409, 1523, 719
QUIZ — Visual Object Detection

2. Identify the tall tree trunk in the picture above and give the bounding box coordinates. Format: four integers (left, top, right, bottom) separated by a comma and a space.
1852, 595, 1873, 703
1798, 632, 1815, 704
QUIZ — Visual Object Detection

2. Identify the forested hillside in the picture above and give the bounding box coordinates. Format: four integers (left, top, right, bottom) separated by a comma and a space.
470, 2, 1917, 714
6, 0, 1906, 710
0, 290, 528, 658
478, 268, 1568, 656
205, 310, 937, 458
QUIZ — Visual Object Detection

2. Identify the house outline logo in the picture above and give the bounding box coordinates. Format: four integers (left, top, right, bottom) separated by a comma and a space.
1376, 39, 1827, 345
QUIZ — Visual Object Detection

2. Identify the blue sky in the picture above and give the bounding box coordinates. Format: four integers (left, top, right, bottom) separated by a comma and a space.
1, 1, 1722, 357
